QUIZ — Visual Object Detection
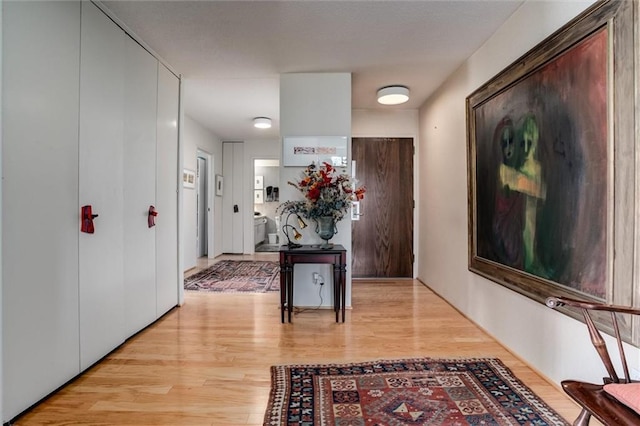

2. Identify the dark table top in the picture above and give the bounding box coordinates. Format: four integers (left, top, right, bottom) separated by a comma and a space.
279, 244, 346, 253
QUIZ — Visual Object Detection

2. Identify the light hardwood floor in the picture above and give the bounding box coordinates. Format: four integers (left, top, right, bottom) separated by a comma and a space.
14, 254, 582, 425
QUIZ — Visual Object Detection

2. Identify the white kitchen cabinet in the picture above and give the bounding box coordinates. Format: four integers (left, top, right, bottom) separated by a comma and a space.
254, 216, 267, 245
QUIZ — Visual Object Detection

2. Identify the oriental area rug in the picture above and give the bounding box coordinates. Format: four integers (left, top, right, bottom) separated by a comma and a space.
184, 260, 279, 293
264, 357, 569, 426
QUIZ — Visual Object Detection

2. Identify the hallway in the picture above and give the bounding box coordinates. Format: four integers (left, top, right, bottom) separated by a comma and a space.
13, 272, 580, 425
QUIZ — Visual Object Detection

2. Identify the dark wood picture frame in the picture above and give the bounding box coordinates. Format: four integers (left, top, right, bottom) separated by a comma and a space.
466, 1, 638, 342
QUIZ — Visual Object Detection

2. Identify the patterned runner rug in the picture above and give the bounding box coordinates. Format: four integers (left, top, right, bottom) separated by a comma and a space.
264, 357, 569, 426
184, 260, 279, 293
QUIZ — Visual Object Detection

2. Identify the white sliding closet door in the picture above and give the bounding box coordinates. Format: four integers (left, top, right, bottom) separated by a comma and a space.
123, 37, 158, 336
78, 1, 126, 370
2, 1, 81, 419
156, 64, 180, 316
222, 142, 244, 253
2, 1, 182, 420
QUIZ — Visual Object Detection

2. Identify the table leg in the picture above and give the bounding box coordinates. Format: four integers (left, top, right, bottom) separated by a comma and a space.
333, 262, 341, 323
340, 264, 346, 322
288, 266, 294, 322
280, 263, 287, 323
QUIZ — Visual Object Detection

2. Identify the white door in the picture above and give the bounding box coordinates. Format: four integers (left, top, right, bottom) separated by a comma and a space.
197, 156, 208, 257
156, 64, 180, 316
2, 1, 81, 419
78, 1, 126, 370
123, 37, 159, 336
222, 142, 244, 253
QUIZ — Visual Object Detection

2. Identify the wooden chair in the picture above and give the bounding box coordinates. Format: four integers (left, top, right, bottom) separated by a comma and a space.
546, 296, 640, 425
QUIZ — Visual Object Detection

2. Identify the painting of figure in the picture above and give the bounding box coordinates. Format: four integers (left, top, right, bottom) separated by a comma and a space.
473, 28, 608, 299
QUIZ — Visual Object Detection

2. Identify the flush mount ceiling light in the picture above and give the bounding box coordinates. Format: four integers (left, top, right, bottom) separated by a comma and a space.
253, 117, 272, 129
377, 86, 410, 105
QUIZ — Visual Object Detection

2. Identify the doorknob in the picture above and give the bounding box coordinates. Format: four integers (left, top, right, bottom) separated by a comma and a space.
148, 205, 158, 228
81, 205, 99, 234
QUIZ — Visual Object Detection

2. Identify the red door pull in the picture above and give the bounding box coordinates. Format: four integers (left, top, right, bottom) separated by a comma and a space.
148, 205, 158, 228
81, 205, 99, 234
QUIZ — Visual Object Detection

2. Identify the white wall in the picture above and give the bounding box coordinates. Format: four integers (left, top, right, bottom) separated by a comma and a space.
352, 109, 418, 138
183, 115, 223, 269
280, 73, 353, 308
418, 0, 639, 385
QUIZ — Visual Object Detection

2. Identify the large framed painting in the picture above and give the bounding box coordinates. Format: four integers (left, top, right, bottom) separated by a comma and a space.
467, 1, 638, 340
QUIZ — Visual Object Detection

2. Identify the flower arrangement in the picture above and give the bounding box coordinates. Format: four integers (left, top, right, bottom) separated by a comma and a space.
278, 162, 365, 222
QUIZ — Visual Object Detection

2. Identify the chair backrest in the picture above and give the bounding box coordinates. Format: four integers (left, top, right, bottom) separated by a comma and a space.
546, 296, 640, 384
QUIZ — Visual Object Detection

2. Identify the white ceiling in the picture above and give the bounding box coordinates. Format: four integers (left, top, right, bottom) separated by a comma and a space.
101, 0, 523, 141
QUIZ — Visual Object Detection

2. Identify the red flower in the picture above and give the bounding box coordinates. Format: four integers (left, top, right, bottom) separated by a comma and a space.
319, 169, 332, 184
283, 162, 366, 222
308, 187, 321, 201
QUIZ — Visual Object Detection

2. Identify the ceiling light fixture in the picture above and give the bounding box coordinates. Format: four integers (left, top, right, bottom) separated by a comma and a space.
253, 117, 272, 129
377, 86, 410, 105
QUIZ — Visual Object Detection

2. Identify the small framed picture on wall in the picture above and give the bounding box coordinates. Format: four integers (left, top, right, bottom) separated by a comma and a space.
183, 169, 196, 189
255, 175, 264, 189
215, 174, 224, 197
254, 190, 264, 204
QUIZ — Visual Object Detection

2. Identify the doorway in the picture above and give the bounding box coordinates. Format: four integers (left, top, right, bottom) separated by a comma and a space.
196, 151, 211, 258
254, 159, 280, 252
351, 137, 414, 278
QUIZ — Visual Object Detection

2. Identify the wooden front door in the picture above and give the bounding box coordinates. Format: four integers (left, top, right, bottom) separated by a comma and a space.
352, 137, 414, 278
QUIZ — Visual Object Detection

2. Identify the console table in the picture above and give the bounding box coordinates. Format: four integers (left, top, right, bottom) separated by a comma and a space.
279, 244, 347, 323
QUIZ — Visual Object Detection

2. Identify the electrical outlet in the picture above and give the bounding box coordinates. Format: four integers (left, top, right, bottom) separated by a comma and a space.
312, 272, 325, 285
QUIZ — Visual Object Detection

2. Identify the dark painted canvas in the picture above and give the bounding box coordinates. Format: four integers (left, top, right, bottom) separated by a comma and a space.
474, 29, 607, 299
